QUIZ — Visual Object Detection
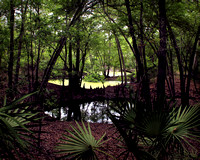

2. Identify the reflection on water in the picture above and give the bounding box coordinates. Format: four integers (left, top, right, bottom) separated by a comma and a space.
45, 101, 113, 123
48, 79, 121, 89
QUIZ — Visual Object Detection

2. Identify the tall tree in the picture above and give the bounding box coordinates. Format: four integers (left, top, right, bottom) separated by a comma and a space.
157, 0, 167, 106
39, 0, 89, 93
114, 32, 127, 85
140, 0, 151, 107
185, 26, 200, 106
15, 0, 28, 90
35, 1, 42, 90
8, 0, 15, 92
167, 19, 186, 105
125, 0, 144, 82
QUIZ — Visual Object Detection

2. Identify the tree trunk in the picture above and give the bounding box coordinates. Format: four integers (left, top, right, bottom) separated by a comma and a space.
157, 0, 167, 106
114, 33, 127, 85
15, 0, 28, 90
167, 19, 186, 106
80, 41, 89, 82
125, 0, 144, 82
168, 47, 175, 98
185, 26, 200, 106
35, 5, 41, 90
69, 35, 81, 92
139, 0, 151, 106
35, 40, 40, 90
39, 1, 88, 94
0, 53, 2, 70
26, 42, 31, 93
39, 36, 67, 93
68, 41, 73, 89
8, 0, 15, 92
76, 39, 80, 74
67, 102, 81, 121
30, 33, 34, 90
114, 35, 123, 84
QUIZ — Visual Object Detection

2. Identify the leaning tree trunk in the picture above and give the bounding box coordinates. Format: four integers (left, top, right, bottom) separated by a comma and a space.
167, 19, 186, 106
39, 36, 67, 93
125, 0, 144, 82
114, 33, 127, 85
114, 34, 123, 84
39, 0, 89, 94
157, 0, 167, 107
102, 6, 135, 58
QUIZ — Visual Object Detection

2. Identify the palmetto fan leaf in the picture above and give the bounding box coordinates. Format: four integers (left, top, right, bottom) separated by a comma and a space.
0, 92, 39, 159
108, 96, 200, 159
138, 112, 169, 138
5, 106, 38, 128
56, 121, 114, 160
165, 104, 200, 150
136, 104, 200, 158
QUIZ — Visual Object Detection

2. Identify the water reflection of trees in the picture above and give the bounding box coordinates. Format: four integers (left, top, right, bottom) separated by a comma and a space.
45, 101, 111, 123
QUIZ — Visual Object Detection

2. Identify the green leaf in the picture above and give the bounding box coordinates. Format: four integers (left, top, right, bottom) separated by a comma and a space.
56, 120, 112, 159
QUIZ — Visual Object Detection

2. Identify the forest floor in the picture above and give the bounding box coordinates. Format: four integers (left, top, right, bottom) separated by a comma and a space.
27, 121, 129, 160
23, 78, 200, 159
0, 76, 200, 159
26, 119, 200, 160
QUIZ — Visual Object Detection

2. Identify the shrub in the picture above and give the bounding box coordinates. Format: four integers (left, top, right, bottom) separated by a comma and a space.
83, 73, 105, 83
108, 99, 200, 160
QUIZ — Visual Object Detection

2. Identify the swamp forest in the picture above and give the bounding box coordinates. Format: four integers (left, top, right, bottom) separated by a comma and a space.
0, 0, 200, 159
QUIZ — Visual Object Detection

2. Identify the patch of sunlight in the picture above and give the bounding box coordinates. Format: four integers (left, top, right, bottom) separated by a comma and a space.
49, 79, 69, 86
48, 79, 121, 89
82, 81, 121, 89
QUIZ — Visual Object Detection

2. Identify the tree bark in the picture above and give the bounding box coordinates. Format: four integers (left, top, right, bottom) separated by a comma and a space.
167, 48, 175, 98
40, 36, 67, 93
30, 32, 34, 89
80, 39, 89, 82
8, 0, 15, 91
185, 26, 200, 106
68, 40, 73, 89
139, 0, 151, 106
26, 42, 31, 93
167, 19, 186, 105
125, 0, 144, 82
35, 5, 41, 90
114, 33, 127, 85
157, 0, 167, 106
15, 0, 28, 90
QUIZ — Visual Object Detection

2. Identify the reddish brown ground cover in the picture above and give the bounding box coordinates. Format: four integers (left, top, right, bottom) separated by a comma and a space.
25, 118, 200, 160
27, 121, 129, 160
